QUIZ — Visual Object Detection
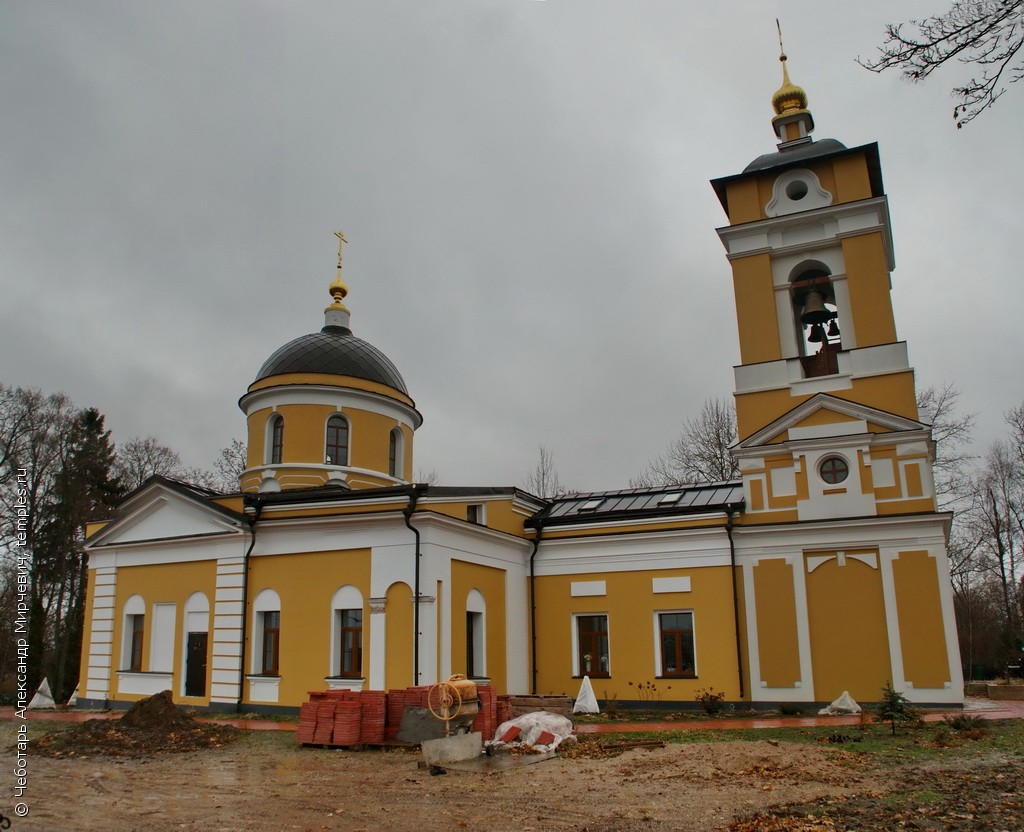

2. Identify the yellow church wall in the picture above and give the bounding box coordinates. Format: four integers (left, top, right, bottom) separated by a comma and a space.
246, 549, 371, 707
736, 372, 918, 440
111, 560, 219, 704
891, 551, 950, 689
830, 154, 873, 203
533, 566, 741, 701
450, 560, 508, 692
722, 178, 763, 225
752, 558, 801, 687
732, 253, 782, 365
417, 501, 531, 539
385, 582, 414, 690
840, 234, 898, 348
243, 402, 413, 489
805, 553, 891, 702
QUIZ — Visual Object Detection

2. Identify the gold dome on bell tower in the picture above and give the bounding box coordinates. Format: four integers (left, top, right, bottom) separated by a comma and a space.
770, 21, 814, 146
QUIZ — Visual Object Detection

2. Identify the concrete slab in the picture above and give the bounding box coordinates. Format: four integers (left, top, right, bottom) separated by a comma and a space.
442, 749, 557, 773
421, 731, 483, 765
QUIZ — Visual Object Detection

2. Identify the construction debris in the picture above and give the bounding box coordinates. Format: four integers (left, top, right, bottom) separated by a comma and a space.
28, 690, 238, 758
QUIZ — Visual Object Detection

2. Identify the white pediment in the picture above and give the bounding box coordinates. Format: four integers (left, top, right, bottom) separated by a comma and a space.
735, 393, 927, 452
87, 482, 242, 547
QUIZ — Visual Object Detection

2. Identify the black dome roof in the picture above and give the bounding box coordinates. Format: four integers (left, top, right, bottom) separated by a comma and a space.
254, 325, 408, 394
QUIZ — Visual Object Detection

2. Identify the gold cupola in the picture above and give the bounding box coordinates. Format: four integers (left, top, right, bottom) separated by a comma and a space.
770, 22, 814, 146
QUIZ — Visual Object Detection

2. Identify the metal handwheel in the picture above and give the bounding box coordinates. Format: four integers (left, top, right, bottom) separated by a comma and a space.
427, 681, 463, 732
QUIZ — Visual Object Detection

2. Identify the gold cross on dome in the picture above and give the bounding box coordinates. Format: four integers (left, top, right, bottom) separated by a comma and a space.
334, 230, 348, 269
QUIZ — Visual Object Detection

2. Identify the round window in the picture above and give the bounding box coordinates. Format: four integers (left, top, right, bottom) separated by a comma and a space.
819, 456, 849, 485
786, 179, 809, 200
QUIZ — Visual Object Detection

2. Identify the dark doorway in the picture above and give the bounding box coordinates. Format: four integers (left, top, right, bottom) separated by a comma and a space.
185, 632, 208, 697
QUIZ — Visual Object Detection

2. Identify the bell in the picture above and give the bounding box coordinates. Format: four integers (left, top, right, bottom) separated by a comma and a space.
800, 290, 831, 325
827, 318, 840, 338
807, 323, 824, 343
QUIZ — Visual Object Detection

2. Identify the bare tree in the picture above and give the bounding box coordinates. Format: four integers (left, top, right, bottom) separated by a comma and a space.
632, 397, 738, 487
214, 438, 247, 491
413, 467, 440, 486
522, 445, 567, 498
918, 382, 976, 509
859, 1, 1024, 127
114, 435, 182, 490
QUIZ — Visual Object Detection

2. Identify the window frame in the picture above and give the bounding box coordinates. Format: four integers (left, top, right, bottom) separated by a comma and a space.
655, 610, 696, 679
325, 414, 350, 466
336, 608, 363, 678
267, 414, 284, 465
260, 610, 280, 676
129, 613, 145, 672
818, 455, 850, 485
388, 427, 403, 478
573, 613, 611, 678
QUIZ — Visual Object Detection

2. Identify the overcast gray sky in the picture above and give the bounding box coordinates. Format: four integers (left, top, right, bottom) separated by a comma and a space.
2, 1, 1021, 492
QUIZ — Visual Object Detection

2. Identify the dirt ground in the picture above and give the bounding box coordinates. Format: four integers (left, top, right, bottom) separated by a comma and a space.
12, 719, 1024, 832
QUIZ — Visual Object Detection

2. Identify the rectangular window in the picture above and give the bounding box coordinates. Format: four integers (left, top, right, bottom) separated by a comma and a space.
466, 504, 484, 524
576, 614, 610, 677
129, 614, 144, 672
658, 612, 695, 677
338, 609, 362, 677
261, 611, 281, 675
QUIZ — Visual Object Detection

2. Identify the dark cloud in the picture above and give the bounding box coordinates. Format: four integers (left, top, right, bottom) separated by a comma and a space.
2, 1, 1021, 490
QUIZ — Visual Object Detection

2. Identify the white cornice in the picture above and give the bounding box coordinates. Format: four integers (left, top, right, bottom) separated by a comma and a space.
239, 384, 423, 429
716, 196, 894, 271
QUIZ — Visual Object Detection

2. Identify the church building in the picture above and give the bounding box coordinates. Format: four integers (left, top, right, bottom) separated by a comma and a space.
78, 52, 964, 713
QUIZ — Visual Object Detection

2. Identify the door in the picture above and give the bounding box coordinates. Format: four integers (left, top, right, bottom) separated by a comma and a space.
185, 632, 208, 697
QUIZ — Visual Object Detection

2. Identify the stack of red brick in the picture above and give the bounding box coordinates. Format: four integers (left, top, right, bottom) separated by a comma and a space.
297, 690, 379, 746
298, 685, 511, 746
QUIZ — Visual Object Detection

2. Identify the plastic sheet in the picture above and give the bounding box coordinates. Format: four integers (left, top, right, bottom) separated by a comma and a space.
818, 690, 861, 715
488, 711, 576, 753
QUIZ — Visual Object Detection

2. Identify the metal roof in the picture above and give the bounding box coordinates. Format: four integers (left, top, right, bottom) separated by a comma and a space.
529, 481, 744, 527
254, 325, 408, 394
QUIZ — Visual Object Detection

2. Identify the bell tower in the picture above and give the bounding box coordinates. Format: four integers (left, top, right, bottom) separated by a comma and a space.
710, 39, 919, 442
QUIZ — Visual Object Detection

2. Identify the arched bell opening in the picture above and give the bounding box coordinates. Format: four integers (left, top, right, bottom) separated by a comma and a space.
790, 265, 841, 377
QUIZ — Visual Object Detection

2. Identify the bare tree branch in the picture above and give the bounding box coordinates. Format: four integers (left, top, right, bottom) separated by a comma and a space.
859, 1, 1024, 127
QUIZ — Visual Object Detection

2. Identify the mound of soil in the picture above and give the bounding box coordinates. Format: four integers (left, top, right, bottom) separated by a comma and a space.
29, 690, 238, 758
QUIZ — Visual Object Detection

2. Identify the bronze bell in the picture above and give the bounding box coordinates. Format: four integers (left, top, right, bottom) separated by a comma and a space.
807, 323, 825, 343
827, 318, 840, 338
800, 290, 831, 325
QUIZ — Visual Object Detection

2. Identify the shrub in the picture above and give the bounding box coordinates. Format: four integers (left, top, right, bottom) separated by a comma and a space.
874, 681, 920, 735
943, 713, 987, 732
627, 680, 672, 702
694, 687, 726, 716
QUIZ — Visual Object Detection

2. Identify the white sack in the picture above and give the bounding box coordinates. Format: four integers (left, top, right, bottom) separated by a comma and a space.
573, 675, 600, 714
818, 690, 861, 715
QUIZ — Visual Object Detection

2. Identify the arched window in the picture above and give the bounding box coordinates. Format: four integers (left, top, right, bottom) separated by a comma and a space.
388, 428, 402, 478
122, 594, 146, 672
790, 265, 841, 377
252, 589, 282, 676
182, 592, 210, 697
267, 415, 284, 465
331, 585, 364, 678
326, 415, 349, 466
